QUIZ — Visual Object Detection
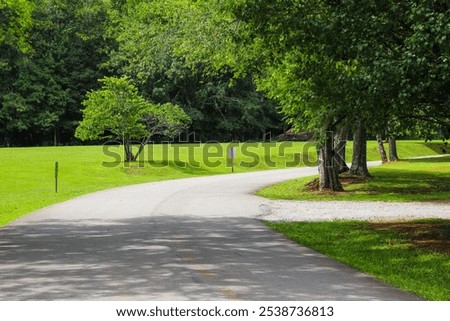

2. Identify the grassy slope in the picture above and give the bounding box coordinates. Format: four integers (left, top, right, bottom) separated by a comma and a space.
266, 220, 450, 301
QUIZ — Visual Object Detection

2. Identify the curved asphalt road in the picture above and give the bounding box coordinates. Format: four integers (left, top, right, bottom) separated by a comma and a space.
0, 165, 419, 300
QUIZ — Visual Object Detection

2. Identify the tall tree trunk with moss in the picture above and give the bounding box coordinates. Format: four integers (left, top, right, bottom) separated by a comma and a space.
319, 131, 344, 191
376, 134, 388, 163
350, 121, 371, 177
389, 136, 399, 161
334, 127, 349, 173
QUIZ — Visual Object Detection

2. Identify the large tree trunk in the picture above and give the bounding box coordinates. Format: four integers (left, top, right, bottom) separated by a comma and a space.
389, 136, 399, 161
319, 131, 344, 191
334, 127, 349, 174
376, 134, 388, 163
349, 121, 371, 177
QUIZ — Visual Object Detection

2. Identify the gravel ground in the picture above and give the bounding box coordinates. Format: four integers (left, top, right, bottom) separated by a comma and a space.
258, 199, 450, 222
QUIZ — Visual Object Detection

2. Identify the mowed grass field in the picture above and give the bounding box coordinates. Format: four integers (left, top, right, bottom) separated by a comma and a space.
1, 142, 310, 226
0, 140, 445, 226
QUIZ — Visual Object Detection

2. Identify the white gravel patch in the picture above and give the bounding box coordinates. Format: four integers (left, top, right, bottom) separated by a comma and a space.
258, 200, 450, 222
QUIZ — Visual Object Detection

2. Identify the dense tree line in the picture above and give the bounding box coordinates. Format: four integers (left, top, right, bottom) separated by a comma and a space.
0, 0, 111, 145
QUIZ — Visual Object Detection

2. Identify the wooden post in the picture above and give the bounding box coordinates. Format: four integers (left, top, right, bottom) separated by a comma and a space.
55, 161, 59, 193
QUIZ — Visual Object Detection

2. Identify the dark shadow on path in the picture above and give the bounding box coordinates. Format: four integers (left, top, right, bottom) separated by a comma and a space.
0, 216, 420, 301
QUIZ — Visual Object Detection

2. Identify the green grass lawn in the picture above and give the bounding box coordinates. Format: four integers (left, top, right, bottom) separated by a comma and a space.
266, 219, 450, 300
0, 140, 445, 226
258, 155, 450, 202
0, 142, 312, 226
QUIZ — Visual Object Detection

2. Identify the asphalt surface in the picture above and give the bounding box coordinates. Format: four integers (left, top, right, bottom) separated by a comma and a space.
0, 165, 420, 300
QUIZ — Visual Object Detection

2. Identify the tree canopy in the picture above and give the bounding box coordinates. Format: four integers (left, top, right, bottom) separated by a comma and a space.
0, 0, 111, 146
142, 0, 447, 189
0, 0, 33, 52
75, 76, 190, 161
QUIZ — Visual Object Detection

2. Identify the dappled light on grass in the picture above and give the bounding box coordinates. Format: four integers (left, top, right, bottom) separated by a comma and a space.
370, 220, 450, 254
266, 220, 450, 300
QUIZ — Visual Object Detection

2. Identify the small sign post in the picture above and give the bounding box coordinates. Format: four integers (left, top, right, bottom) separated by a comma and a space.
228, 147, 236, 173
55, 161, 59, 193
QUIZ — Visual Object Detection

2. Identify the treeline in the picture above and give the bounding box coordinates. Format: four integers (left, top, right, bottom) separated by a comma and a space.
0, 0, 283, 146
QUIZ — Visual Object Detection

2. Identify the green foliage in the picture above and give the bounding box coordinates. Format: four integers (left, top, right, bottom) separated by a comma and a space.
169, 0, 449, 191
1, 0, 449, 146
325, 0, 450, 134
0, 0, 111, 146
76, 76, 152, 141
75, 76, 191, 160
397, 1, 450, 132
107, 0, 283, 141
183, 0, 449, 136
0, 0, 33, 52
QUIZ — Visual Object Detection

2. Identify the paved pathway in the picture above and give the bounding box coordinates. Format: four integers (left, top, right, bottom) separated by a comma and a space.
0, 165, 421, 300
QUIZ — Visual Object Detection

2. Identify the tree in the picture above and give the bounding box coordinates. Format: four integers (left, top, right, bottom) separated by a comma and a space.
349, 120, 371, 177
331, 0, 449, 145
376, 134, 388, 164
213, 0, 359, 190
0, 0, 33, 145
185, 0, 449, 189
75, 76, 191, 161
106, 0, 283, 142
335, 126, 350, 173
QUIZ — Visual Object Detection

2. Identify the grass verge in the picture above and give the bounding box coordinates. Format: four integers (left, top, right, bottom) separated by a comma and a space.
266, 219, 450, 300
258, 155, 450, 202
